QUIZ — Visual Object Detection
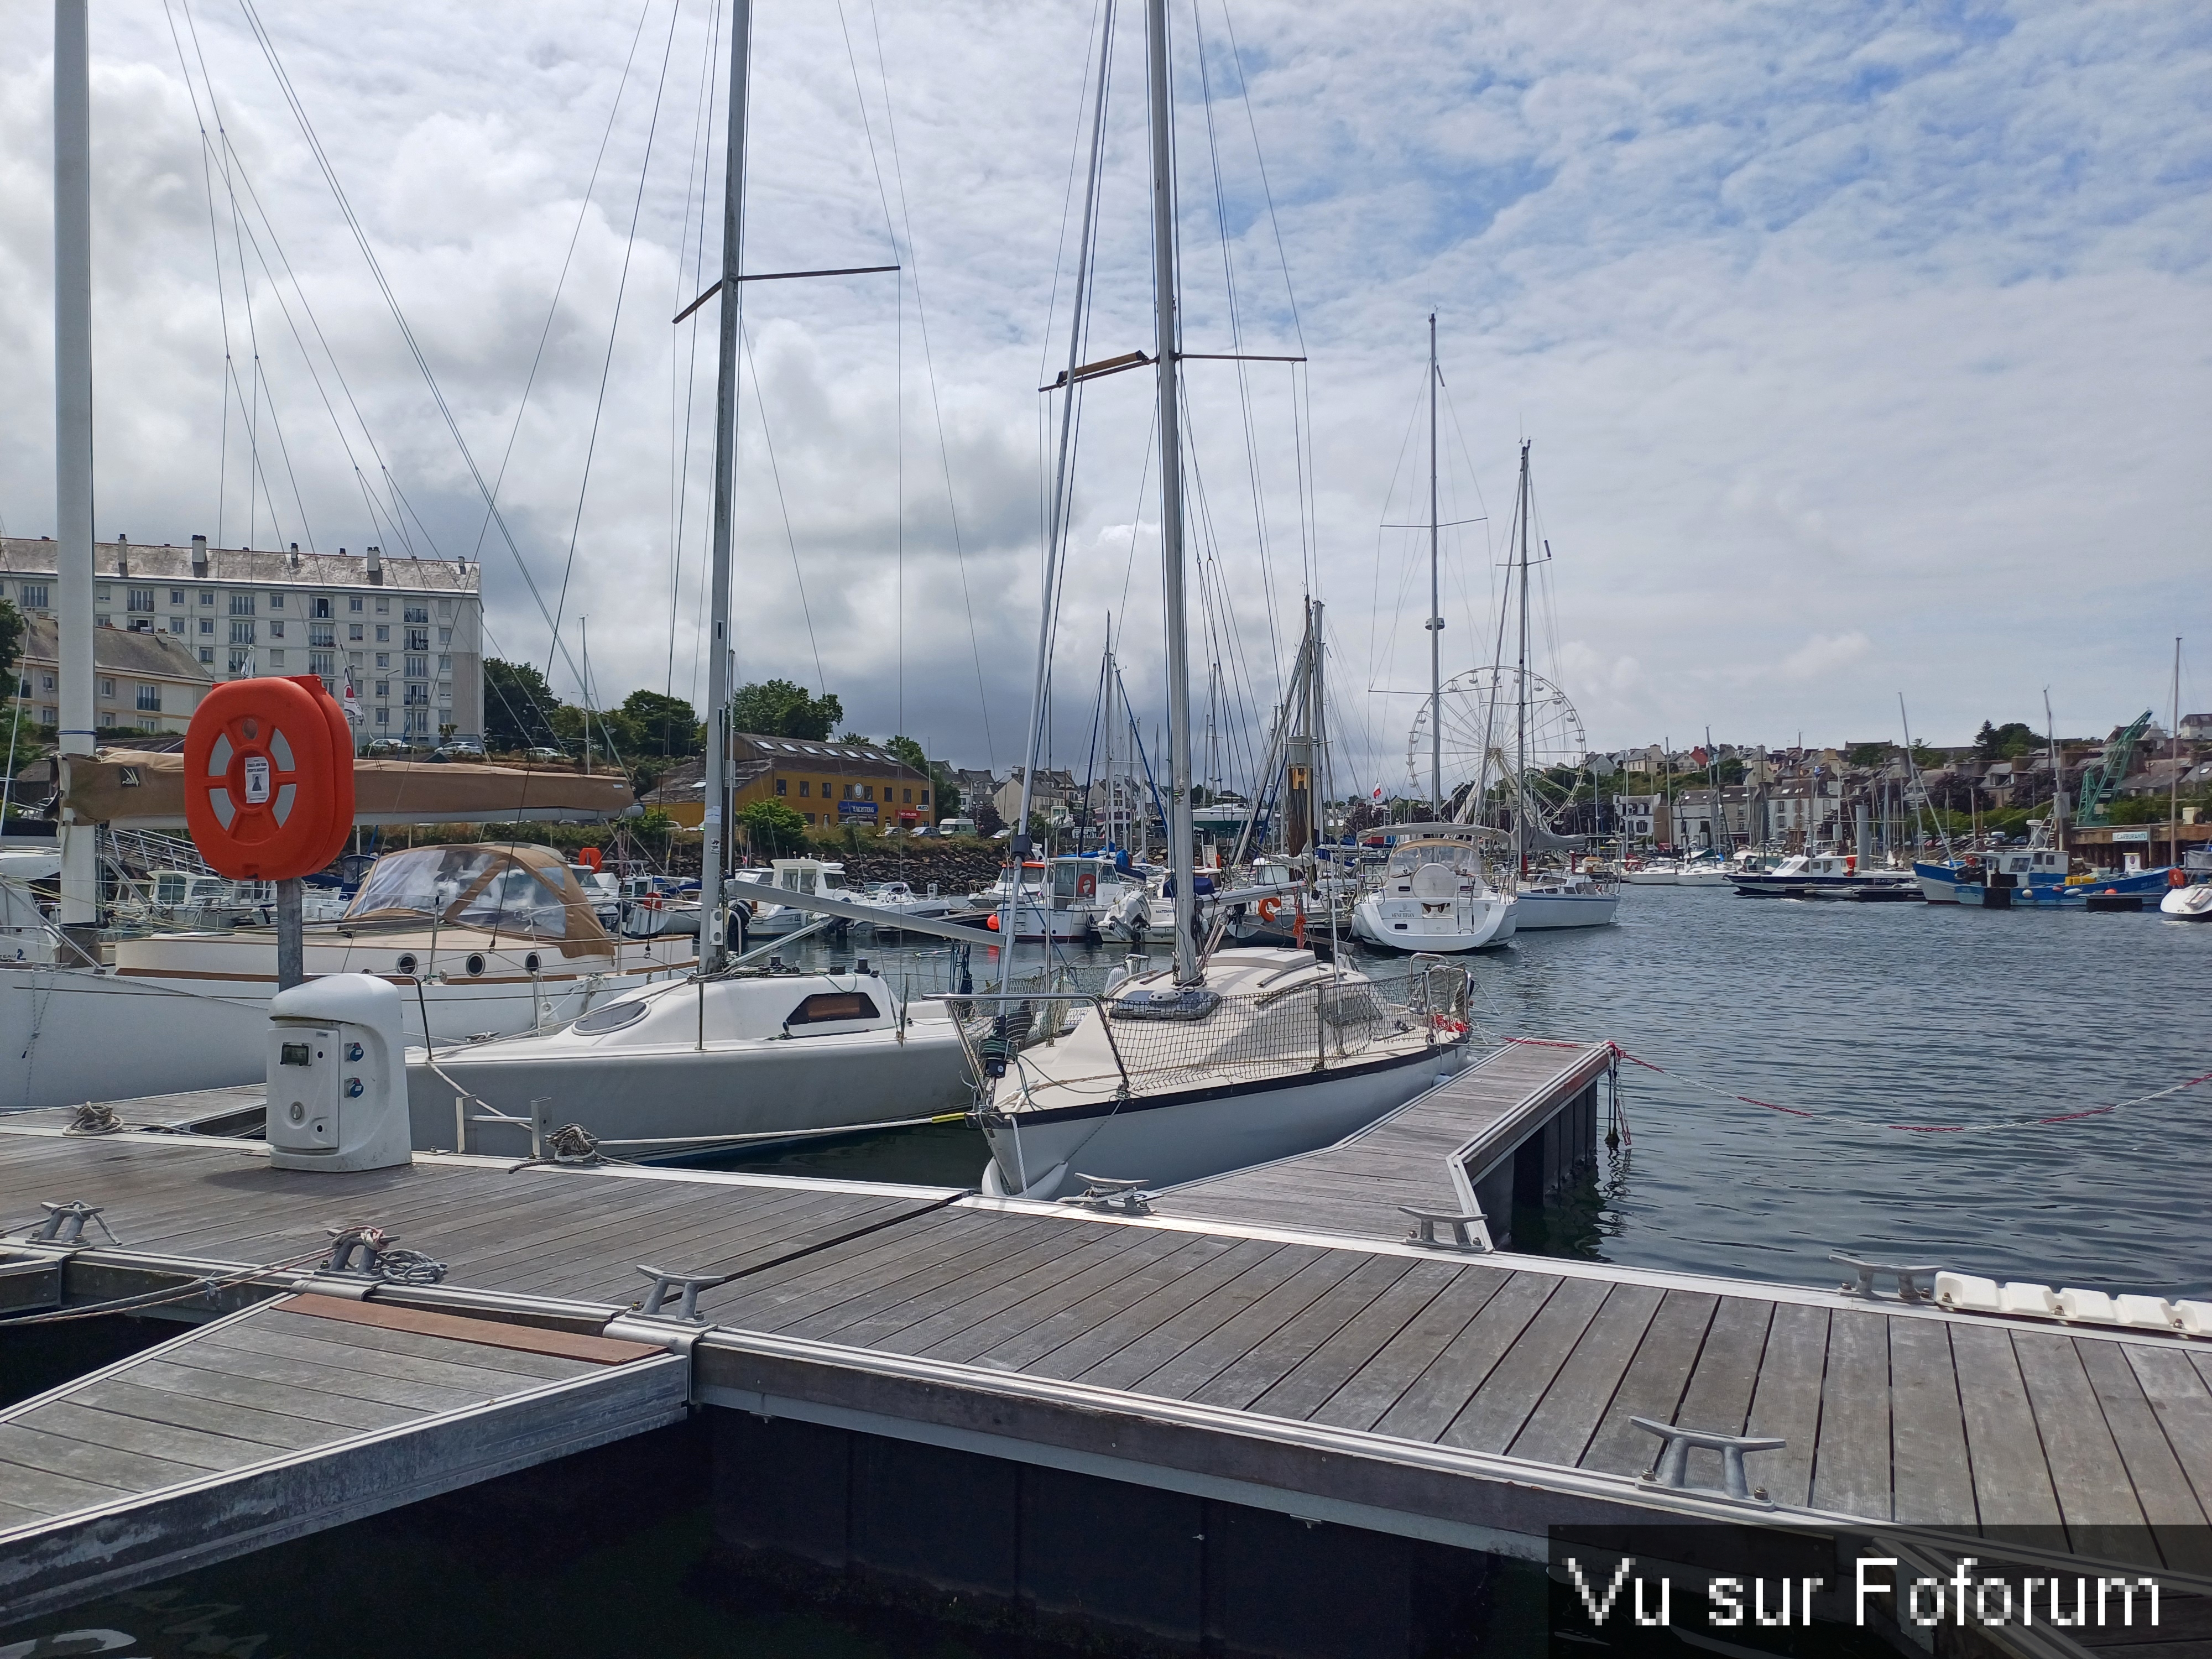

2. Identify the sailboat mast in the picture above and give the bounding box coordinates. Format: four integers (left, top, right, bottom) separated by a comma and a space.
2042, 687, 2061, 857
698, 0, 752, 974
1146, 0, 1199, 984
1515, 440, 1531, 876
1427, 314, 1442, 818
54, 0, 97, 931
2173, 637, 2183, 873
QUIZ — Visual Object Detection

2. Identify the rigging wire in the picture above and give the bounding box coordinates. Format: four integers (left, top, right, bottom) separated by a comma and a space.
737, 322, 829, 697
667, 0, 722, 705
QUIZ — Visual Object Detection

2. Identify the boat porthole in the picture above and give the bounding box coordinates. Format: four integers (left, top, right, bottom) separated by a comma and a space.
396, 953, 418, 975
524, 952, 541, 972
466, 953, 487, 977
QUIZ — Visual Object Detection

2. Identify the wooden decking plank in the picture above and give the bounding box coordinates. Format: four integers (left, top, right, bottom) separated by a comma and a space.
1187, 1253, 1423, 1411
914, 1232, 1202, 1366
873, 1224, 1165, 1358
695, 1206, 1013, 1328
75, 1376, 354, 1452
1370, 1270, 1559, 1443
207, 1318, 579, 1396
1120, 1248, 1373, 1401
185, 1331, 509, 1412
1307, 1265, 1512, 1431
1886, 1316, 1975, 1527
1248, 1260, 1465, 1422
1577, 1289, 1719, 1479
261, 1308, 600, 1378
1673, 1297, 1772, 1439
1055, 1243, 1328, 1391
975, 1235, 1276, 1378
2074, 1338, 2212, 1575
771, 1216, 1071, 1344
1744, 1302, 1828, 1509
0, 1423, 211, 1494
2124, 1344, 2212, 1522
1809, 1308, 1891, 1522
1439, 1275, 1613, 1454
116, 1357, 419, 1433
2012, 1331, 2150, 1561
1505, 1282, 1665, 1467
480, 1188, 880, 1294
12, 1400, 274, 1474
1948, 1323, 2062, 1528
0, 1454, 134, 1517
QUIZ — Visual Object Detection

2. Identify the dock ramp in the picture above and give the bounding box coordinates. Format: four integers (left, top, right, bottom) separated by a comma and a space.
0, 1293, 687, 1625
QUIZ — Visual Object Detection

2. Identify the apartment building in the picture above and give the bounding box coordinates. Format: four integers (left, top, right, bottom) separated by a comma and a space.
0, 535, 483, 745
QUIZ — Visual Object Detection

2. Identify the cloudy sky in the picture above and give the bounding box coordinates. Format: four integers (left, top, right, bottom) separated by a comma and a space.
2, 1, 2206, 794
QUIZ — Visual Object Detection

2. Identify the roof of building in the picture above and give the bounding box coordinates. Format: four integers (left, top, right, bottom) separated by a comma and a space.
18, 615, 212, 685
727, 732, 925, 779
0, 537, 478, 595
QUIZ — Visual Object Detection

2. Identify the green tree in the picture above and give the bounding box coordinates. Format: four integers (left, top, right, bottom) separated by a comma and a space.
620, 689, 702, 756
0, 598, 23, 692
885, 734, 961, 816
483, 659, 561, 752
1974, 721, 2037, 761
737, 797, 810, 855
729, 679, 842, 740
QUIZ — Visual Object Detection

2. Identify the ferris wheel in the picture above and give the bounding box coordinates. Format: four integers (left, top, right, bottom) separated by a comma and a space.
1405, 666, 1588, 826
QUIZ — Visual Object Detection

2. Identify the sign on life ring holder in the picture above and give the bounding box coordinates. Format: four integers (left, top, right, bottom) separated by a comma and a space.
184, 676, 355, 881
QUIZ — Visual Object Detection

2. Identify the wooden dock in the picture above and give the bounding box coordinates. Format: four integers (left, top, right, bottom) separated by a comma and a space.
1, 1037, 2208, 1648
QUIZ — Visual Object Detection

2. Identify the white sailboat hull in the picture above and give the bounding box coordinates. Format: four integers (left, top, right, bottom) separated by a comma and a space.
1351, 893, 1515, 952
979, 1042, 1460, 1200
1508, 889, 1621, 930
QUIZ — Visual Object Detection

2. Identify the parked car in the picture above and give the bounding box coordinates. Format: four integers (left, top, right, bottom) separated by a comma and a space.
524, 746, 566, 762
363, 738, 406, 757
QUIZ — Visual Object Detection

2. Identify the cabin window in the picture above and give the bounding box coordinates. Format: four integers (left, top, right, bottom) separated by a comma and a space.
785, 991, 880, 1027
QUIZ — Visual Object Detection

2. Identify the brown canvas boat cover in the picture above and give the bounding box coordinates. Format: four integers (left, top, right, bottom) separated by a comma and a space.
60, 749, 636, 828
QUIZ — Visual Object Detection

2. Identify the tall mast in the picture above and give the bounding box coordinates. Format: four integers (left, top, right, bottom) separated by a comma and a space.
697, 0, 751, 974
1146, 0, 1198, 984
1426, 314, 1442, 818
2041, 687, 2060, 857
2173, 637, 2183, 872
1514, 440, 1531, 876
54, 0, 97, 932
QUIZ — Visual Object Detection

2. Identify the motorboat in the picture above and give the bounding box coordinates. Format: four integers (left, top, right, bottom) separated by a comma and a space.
1618, 860, 1679, 886
0, 842, 695, 1109
2161, 877, 2212, 920
1509, 866, 1621, 929
853, 881, 960, 933
1352, 837, 1515, 952
972, 948, 1469, 1199
1729, 852, 1916, 899
1914, 845, 2066, 904
737, 858, 852, 935
1671, 853, 1734, 889
404, 963, 971, 1160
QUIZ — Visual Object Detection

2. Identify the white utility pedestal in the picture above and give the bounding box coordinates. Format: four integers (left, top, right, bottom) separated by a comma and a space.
267, 974, 411, 1172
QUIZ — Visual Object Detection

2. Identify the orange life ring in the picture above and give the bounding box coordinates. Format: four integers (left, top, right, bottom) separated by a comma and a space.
985, 911, 1001, 931
183, 676, 353, 881
1076, 871, 1097, 899
2171, 868, 2188, 888
1257, 895, 1283, 924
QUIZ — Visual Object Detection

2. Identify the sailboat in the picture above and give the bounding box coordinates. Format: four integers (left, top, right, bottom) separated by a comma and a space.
973, 0, 1468, 1201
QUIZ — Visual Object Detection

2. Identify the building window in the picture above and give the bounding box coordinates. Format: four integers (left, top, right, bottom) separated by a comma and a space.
267, 593, 284, 609
269, 649, 285, 668
439, 628, 453, 646
268, 619, 284, 639
404, 604, 428, 624
200, 591, 216, 606
229, 592, 254, 615
436, 681, 451, 705
135, 685, 160, 713
169, 589, 186, 605
349, 623, 363, 641
230, 619, 255, 644
19, 585, 47, 608
375, 654, 390, 671
775, 778, 787, 795
405, 627, 430, 652
863, 785, 874, 801
198, 647, 213, 664
799, 780, 810, 797
405, 655, 427, 678
97, 677, 114, 698
436, 600, 453, 619
307, 622, 333, 647
920, 789, 929, 806
229, 649, 252, 675
127, 587, 154, 613
311, 650, 335, 677
375, 625, 389, 643
348, 596, 363, 613
348, 652, 363, 670
374, 681, 389, 698
405, 709, 427, 736
437, 655, 452, 673
199, 617, 215, 635
167, 617, 184, 634
375, 597, 389, 614
40, 707, 55, 724
375, 707, 388, 727
312, 596, 332, 619
96, 586, 109, 603
404, 684, 428, 706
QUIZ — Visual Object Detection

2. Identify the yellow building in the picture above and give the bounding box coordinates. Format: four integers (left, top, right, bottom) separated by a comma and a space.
645, 733, 936, 831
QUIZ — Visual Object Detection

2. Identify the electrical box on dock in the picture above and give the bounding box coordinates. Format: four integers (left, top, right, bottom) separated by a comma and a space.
266, 973, 410, 1172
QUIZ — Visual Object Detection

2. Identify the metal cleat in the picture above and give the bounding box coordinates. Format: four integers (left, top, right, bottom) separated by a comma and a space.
1400, 1205, 1493, 1253
1632, 1417, 1785, 1507
1830, 1251, 1938, 1302
20, 1199, 118, 1246
1065, 1175, 1152, 1216
632, 1264, 735, 1322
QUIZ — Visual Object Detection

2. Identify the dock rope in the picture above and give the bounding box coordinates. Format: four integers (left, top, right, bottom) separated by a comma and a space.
0, 1247, 326, 1327
1593, 1041, 2212, 1136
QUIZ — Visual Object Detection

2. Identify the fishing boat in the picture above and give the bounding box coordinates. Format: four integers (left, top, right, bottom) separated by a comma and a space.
973, 0, 1468, 1199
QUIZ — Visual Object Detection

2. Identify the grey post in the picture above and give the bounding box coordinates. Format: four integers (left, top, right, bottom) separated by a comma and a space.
54, 0, 99, 944
275, 878, 304, 990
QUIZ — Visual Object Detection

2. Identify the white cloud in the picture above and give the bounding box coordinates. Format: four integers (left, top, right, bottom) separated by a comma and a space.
1, 1, 2204, 789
